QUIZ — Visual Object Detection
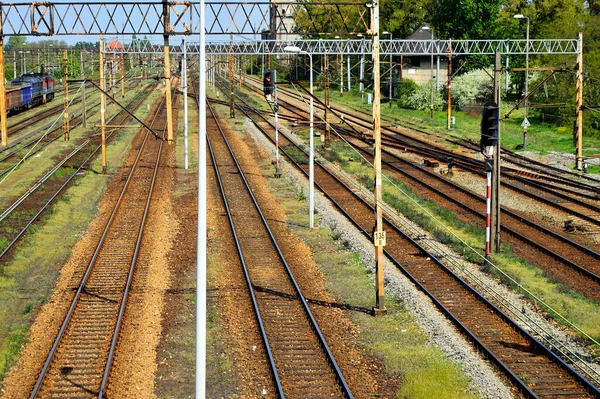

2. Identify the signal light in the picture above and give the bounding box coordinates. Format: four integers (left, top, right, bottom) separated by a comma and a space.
480, 101, 499, 155
263, 69, 275, 98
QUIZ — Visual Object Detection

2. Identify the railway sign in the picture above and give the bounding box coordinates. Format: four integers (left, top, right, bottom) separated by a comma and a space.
374, 231, 387, 247
521, 118, 530, 127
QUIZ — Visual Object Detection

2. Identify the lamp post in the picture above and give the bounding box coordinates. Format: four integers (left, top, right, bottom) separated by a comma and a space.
284, 45, 315, 228
383, 31, 393, 104
423, 25, 434, 119
514, 14, 530, 147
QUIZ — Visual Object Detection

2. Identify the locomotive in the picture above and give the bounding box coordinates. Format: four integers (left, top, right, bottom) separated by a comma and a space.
6, 73, 55, 114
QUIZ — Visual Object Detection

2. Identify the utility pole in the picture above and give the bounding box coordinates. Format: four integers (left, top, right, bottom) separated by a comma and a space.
574, 32, 583, 170
81, 50, 87, 127
183, 36, 189, 170
120, 53, 125, 98
229, 35, 235, 118
163, 0, 173, 142
347, 55, 351, 92
100, 36, 107, 173
0, 34, 7, 148
491, 52, 501, 253
339, 53, 343, 96
447, 41, 452, 130
63, 49, 70, 140
324, 54, 331, 146
372, 0, 386, 316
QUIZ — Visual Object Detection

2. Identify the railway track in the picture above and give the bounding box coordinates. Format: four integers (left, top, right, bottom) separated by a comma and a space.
206, 95, 352, 397
220, 93, 600, 397
246, 76, 600, 214
235, 77, 600, 302
0, 82, 157, 263
28, 89, 169, 399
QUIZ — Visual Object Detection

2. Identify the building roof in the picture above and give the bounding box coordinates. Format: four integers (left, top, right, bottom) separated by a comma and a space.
406, 24, 439, 41
107, 40, 123, 51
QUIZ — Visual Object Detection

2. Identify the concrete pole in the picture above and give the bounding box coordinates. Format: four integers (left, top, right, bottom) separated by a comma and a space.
359, 50, 364, 99
575, 32, 583, 170
100, 37, 107, 173
81, 50, 87, 127
447, 41, 452, 130
429, 29, 434, 120
491, 52, 501, 253
372, 0, 386, 316
120, 54, 125, 98
523, 18, 529, 148
347, 55, 351, 92
308, 54, 314, 228
63, 49, 70, 140
13, 51, 16, 80
163, 0, 174, 142
340, 54, 343, 96
229, 37, 235, 118
183, 37, 189, 170
505, 54, 509, 91
196, 0, 208, 392
324, 54, 330, 146
0, 36, 7, 148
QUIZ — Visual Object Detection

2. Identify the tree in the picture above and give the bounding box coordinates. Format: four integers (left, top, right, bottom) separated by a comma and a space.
6, 36, 28, 51
431, 0, 503, 40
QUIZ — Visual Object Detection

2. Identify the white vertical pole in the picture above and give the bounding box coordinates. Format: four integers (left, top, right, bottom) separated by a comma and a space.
308, 54, 314, 229
183, 37, 189, 170
347, 56, 351, 92
485, 160, 492, 259
196, 0, 207, 394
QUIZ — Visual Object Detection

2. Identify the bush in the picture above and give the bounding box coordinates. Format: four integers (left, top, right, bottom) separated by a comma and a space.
448, 69, 494, 111
395, 78, 418, 108
407, 81, 445, 111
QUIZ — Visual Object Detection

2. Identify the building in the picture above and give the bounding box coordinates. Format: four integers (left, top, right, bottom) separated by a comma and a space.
400, 24, 448, 89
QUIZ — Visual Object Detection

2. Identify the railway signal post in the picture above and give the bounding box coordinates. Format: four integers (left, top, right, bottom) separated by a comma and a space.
481, 101, 498, 259
263, 69, 281, 178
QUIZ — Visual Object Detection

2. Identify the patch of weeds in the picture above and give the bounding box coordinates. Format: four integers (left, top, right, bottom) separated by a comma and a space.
0, 326, 28, 383
296, 187, 306, 201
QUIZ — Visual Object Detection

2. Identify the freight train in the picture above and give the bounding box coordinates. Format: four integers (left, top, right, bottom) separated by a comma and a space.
6, 73, 55, 115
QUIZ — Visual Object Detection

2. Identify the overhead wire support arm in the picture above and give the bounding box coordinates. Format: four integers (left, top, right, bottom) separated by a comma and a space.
504, 69, 561, 118
77, 78, 165, 140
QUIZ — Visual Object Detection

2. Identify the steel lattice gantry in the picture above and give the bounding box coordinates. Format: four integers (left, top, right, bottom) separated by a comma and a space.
0, 1, 370, 36
124, 38, 581, 55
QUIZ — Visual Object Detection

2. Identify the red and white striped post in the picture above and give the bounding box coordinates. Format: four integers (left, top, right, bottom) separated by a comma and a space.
485, 158, 493, 259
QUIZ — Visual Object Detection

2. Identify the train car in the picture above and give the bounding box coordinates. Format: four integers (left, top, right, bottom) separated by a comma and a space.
6, 72, 55, 115
44, 75, 55, 101
5, 86, 24, 114
12, 74, 44, 106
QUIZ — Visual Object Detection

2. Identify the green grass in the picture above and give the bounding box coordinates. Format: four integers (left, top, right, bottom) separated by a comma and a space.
331, 89, 600, 157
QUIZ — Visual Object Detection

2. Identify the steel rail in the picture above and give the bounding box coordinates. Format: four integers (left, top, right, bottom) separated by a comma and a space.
205, 101, 285, 398
97, 92, 167, 399
29, 92, 167, 398
232, 97, 600, 398
0, 101, 102, 175
0, 85, 155, 262
207, 98, 354, 398
244, 77, 600, 250
341, 131, 600, 284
